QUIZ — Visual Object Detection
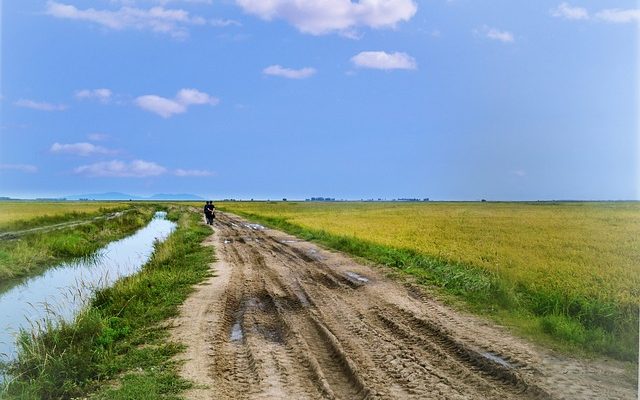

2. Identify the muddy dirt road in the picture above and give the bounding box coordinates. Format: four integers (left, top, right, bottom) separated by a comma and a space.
172, 212, 636, 400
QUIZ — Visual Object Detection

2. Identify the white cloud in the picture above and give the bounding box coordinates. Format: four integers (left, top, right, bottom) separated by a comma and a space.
175, 88, 219, 106
74, 159, 167, 177
88, 132, 110, 141
0, 164, 38, 173
75, 88, 113, 103
235, 0, 417, 36
110, 0, 213, 4
174, 168, 215, 177
263, 65, 317, 79
350, 51, 417, 70
476, 26, 514, 43
46, 1, 206, 38
211, 18, 241, 27
595, 8, 640, 24
511, 169, 526, 177
135, 95, 186, 118
135, 88, 218, 118
550, 4, 640, 24
50, 142, 115, 156
14, 99, 67, 111
550, 3, 589, 20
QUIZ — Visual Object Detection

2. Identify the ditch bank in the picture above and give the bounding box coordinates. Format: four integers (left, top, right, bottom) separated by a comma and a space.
1, 208, 212, 399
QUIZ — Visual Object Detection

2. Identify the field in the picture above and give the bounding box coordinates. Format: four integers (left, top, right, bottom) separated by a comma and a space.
218, 201, 640, 359
0, 202, 154, 281
2, 203, 637, 399
0, 201, 132, 231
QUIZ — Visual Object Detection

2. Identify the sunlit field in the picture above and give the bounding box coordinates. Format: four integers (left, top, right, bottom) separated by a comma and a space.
219, 201, 640, 358
0, 202, 131, 230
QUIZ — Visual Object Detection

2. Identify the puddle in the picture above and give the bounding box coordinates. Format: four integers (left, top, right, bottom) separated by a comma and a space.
0, 211, 176, 361
244, 223, 265, 231
230, 320, 244, 342
482, 352, 514, 369
345, 272, 370, 283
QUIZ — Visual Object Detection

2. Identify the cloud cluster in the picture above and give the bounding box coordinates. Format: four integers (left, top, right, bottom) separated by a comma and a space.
351, 51, 417, 70
235, 0, 417, 36
0, 164, 38, 173
263, 65, 317, 79
73, 159, 214, 178
75, 88, 113, 103
550, 3, 588, 20
50, 142, 115, 156
551, 3, 640, 23
135, 88, 219, 118
476, 26, 514, 43
46, 1, 207, 38
74, 159, 167, 177
88, 133, 110, 141
14, 99, 67, 111
174, 168, 215, 177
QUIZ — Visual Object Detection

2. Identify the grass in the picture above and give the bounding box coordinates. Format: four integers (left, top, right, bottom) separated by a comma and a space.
217, 201, 640, 362
0, 202, 133, 232
1, 207, 213, 399
0, 207, 155, 282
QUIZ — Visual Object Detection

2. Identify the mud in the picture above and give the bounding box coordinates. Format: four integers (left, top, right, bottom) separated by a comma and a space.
172, 212, 637, 400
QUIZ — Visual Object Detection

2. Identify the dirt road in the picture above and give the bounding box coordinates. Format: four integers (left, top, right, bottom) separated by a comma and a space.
172, 212, 636, 399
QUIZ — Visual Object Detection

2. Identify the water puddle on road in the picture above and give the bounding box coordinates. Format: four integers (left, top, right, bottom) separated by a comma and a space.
345, 272, 370, 284
482, 352, 515, 369
230, 320, 244, 342
0, 212, 176, 361
244, 223, 265, 231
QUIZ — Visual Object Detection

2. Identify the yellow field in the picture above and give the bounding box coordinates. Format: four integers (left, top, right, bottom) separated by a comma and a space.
219, 201, 640, 308
0, 201, 131, 228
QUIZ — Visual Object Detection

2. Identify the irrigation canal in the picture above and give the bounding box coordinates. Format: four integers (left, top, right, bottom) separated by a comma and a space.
0, 211, 175, 361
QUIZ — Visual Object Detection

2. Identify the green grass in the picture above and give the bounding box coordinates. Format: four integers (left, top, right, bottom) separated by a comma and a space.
1, 208, 213, 399
0, 207, 155, 282
0, 202, 133, 232
220, 205, 639, 362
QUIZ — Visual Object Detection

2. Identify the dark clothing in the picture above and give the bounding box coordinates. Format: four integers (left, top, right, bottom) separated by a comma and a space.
204, 204, 215, 225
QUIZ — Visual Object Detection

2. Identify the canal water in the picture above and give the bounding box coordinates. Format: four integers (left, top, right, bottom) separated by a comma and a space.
0, 211, 176, 362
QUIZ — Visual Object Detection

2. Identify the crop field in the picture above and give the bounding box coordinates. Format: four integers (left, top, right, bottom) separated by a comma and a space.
218, 201, 640, 359
0, 202, 153, 281
0, 202, 132, 231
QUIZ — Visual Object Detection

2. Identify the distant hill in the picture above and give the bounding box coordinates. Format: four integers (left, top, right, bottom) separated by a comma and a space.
148, 193, 204, 200
66, 192, 203, 201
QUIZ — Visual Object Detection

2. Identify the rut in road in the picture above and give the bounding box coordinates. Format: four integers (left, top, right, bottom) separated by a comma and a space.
172, 212, 637, 400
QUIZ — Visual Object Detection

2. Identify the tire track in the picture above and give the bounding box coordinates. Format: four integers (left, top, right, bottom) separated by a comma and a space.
172, 212, 637, 400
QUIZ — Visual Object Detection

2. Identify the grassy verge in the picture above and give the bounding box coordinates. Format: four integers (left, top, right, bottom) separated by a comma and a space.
225, 210, 638, 363
1, 208, 213, 399
0, 207, 155, 282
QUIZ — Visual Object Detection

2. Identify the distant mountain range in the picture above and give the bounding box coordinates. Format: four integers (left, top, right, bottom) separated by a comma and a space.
65, 192, 204, 201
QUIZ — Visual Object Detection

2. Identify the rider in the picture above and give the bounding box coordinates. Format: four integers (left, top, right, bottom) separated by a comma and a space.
203, 201, 215, 225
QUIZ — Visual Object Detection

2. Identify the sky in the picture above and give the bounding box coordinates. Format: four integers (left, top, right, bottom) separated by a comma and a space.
1, 0, 638, 200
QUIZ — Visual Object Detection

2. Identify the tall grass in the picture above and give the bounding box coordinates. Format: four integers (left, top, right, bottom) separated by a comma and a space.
1, 209, 212, 399
220, 203, 639, 362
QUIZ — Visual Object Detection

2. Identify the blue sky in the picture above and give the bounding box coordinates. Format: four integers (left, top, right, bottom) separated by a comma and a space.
1, 0, 638, 200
